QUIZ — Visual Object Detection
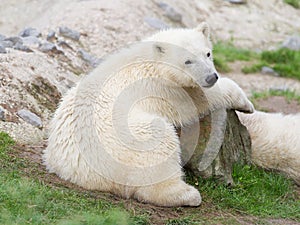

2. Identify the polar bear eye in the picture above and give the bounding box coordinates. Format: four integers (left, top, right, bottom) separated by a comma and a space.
185, 60, 192, 65
206, 52, 211, 57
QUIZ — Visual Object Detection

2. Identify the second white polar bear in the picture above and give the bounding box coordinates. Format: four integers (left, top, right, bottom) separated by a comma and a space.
43, 23, 254, 207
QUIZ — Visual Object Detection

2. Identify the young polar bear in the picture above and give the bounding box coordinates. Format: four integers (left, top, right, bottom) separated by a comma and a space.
238, 111, 300, 185
43, 23, 254, 207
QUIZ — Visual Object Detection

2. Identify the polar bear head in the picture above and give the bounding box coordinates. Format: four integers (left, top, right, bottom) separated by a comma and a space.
145, 22, 218, 88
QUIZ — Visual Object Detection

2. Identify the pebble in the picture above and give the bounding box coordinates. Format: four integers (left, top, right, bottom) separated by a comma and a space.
17, 109, 42, 128
157, 2, 182, 23
269, 86, 289, 92
38, 41, 56, 52
0, 107, 5, 121
47, 30, 56, 41
4, 36, 23, 45
13, 42, 33, 53
19, 27, 41, 38
0, 34, 5, 41
282, 35, 300, 51
0, 44, 6, 54
78, 49, 100, 67
1, 40, 14, 48
59, 26, 81, 41
261, 66, 279, 76
22, 36, 41, 48
224, 0, 247, 4
144, 17, 170, 30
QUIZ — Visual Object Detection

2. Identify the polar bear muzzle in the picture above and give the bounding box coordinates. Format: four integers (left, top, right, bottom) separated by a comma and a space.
204, 72, 219, 87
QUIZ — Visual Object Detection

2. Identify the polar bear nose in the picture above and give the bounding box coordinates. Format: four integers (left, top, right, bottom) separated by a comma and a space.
205, 73, 218, 86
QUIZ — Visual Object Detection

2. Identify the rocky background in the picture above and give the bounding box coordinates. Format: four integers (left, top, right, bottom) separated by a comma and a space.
0, 0, 300, 144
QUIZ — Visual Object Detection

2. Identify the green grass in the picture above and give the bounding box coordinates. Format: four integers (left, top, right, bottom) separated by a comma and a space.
284, 0, 300, 8
189, 164, 300, 220
0, 132, 149, 225
213, 42, 257, 72
242, 48, 300, 80
213, 42, 300, 80
251, 89, 300, 104
1, 132, 300, 224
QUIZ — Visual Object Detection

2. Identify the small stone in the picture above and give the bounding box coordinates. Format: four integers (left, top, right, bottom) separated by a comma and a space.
59, 26, 81, 41
0, 44, 6, 54
13, 42, 33, 52
57, 40, 73, 49
261, 66, 279, 76
4, 36, 23, 45
38, 41, 64, 54
19, 27, 41, 38
269, 86, 289, 92
22, 36, 41, 48
1, 40, 14, 48
224, 0, 247, 4
157, 2, 182, 23
282, 35, 300, 51
0, 107, 5, 121
17, 109, 42, 128
0, 34, 5, 41
47, 30, 56, 41
78, 49, 100, 67
39, 41, 56, 52
144, 17, 170, 30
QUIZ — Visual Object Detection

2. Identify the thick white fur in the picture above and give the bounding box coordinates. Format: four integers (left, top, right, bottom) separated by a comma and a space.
238, 111, 300, 185
43, 23, 254, 207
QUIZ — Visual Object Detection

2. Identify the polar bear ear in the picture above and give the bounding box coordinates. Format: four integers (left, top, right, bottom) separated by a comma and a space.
196, 22, 210, 39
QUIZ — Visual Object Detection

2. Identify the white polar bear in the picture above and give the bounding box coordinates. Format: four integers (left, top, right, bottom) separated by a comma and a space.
238, 111, 300, 185
43, 23, 254, 207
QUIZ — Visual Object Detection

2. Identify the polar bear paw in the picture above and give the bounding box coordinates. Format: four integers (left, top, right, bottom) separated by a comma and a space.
182, 185, 202, 206
234, 97, 255, 114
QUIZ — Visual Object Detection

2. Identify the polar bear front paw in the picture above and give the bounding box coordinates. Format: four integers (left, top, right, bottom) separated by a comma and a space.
234, 98, 254, 114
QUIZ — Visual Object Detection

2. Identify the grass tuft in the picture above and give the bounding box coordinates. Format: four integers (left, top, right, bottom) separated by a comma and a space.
0, 132, 149, 225
284, 0, 300, 8
189, 164, 300, 220
213, 42, 257, 72
251, 89, 300, 104
242, 48, 300, 80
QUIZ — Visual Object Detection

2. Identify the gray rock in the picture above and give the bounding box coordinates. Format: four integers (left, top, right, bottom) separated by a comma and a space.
269, 86, 289, 92
4, 36, 23, 45
17, 109, 42, 128
47, 30, 56, 41
0, 44, 6, 54
261, 66, 279, 76
38, 41, 64, 54
157, 2, 182, 23
39, 41, 56, 52
19, 27, 41, 38
225, 0, 247, 4
0, 107, 5, 121
0, 34, 5, 41
13, 42, 33, 52
282, 35, 300, 51
59, 27, 81, 41
78, 49, 100, 67
1, 40, 14, 48
57, 40, 73, 49
144, 17, 170, 30
22, 36, 41, 48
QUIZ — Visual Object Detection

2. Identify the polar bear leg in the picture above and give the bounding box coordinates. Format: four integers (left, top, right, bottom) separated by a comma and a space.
204, 77, 254, 113
134, 177, 201, 207
125, 112, 201, 207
